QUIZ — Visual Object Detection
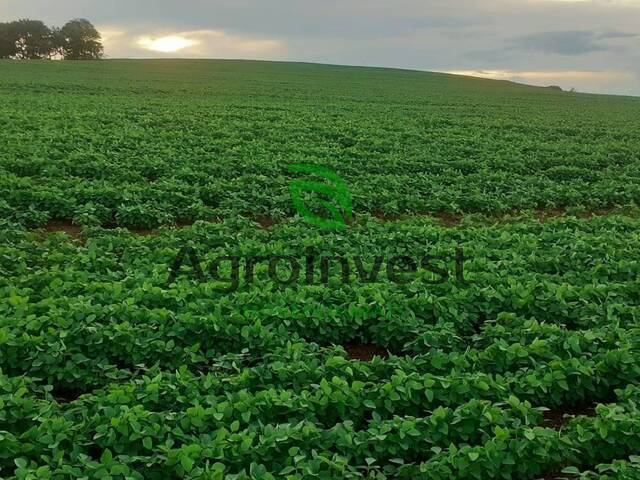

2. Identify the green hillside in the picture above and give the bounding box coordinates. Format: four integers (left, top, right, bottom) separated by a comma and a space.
1, 59, 639, 227
2, 60, 640, 480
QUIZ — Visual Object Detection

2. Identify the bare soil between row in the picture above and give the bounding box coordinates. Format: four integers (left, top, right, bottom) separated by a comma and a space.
37, 207, 629, 239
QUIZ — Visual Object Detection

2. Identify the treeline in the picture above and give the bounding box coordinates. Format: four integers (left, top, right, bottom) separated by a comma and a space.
0, 18, 103, 60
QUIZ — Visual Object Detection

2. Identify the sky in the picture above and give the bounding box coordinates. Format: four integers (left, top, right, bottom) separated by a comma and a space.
1, 0, 639, 96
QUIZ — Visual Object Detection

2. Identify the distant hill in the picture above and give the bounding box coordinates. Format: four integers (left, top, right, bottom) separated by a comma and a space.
0, 58, 639, 227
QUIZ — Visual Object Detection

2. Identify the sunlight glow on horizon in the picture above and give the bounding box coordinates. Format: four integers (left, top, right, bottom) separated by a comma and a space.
138, 35, 199, 53
443, 69, 634, 81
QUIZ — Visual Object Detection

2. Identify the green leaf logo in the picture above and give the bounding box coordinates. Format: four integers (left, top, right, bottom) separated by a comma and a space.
288, 164, 353, 230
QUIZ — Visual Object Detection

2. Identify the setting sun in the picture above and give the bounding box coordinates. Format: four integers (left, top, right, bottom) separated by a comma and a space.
138, 35, 198, 53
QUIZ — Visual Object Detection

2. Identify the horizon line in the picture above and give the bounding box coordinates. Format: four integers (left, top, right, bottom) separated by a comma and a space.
2, 56, 638, 99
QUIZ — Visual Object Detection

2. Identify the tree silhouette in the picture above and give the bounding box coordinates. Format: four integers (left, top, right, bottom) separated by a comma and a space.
0, 18, 103, 60
59, 19, 103, 60
0, 22, 19, 58
0, 19, 53, 59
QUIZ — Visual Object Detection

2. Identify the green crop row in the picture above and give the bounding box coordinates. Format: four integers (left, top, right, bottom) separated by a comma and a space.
2, 216, 639, 389
2, 60, 640, 228
4, 380, 640, 479
2, 59, 640, 479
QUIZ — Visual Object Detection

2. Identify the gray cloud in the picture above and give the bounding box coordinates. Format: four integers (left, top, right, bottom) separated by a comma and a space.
598, 29, 638, 39
511, 30, 636, 55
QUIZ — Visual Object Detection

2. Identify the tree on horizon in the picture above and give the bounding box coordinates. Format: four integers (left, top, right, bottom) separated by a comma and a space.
0, 19, 53, 59
0, 18, 103, 60
59, 19, 103, 60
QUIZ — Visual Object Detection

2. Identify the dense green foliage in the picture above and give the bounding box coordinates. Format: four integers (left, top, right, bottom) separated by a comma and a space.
1, 60, 639, 478
2, 213, 640, 478
0, 60, 639, 228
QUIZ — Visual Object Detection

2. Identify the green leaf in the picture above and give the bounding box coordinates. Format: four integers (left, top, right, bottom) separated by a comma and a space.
561, 467, 581, 475
181, 456, 194, 472
100, 449, 113, 464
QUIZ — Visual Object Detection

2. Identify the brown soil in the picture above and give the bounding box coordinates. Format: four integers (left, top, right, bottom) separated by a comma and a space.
343, 344, 389, 361
372, 211, 404, 221
576, 208, 617, 219
373, 211, 463, 227
433, 212, 463, 227
542, 403, 596, 429
42, 220, 83, 238
37, 207, 632, 238
371, 208, 619, 228
534, 208, 567, 222
129, 229, 157, 236
253, 215, 278, 229
176, 219, 197, 228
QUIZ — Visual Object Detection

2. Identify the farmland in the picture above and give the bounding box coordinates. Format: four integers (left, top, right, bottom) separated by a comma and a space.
1, 59, 640, 479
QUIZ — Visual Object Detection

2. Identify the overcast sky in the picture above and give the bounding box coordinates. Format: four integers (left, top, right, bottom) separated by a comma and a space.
2, 0, 639, 95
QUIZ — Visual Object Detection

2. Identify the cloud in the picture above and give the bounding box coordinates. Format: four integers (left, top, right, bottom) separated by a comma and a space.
539, 0, 640, 4
598, 29, 638, 39
178, 30, 284, 55
101, 28, 284, 58
510, 30, 636, 55
444, 68, 633, 81
97, 28, 126, 45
